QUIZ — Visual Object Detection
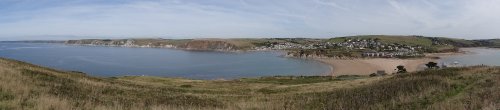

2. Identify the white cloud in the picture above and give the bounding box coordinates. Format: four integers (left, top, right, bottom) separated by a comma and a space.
0, 0, 500, 40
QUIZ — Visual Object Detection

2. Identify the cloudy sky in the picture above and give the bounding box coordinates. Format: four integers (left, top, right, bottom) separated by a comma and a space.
1, 0, 500, 40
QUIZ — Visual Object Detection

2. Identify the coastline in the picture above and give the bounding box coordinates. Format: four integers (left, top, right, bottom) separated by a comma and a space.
5, 42, 496, 78
64, 43, 252, 53
8, 42, 475, 76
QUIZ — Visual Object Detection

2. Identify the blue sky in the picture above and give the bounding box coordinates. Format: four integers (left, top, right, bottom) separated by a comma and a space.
1, 0, 500, 40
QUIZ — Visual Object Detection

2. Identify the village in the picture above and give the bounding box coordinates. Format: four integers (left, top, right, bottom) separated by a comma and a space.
254, 38, 425, 58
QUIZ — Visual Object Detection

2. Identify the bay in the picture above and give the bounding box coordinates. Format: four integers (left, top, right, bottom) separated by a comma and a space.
0, 43, 331, 80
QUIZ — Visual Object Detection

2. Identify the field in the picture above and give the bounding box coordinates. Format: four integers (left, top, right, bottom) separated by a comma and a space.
1, 58, 500, 109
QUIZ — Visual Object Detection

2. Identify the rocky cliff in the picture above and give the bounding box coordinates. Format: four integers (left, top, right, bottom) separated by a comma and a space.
65, 39, 242, 51
65, 39, 176, 48
66, 39, 130, 46
178, 40, 238, 51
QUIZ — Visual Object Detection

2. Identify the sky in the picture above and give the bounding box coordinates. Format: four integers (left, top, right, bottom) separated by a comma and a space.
1, 0, 500, 40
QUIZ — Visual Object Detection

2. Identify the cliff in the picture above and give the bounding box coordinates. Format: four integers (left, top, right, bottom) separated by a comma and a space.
1, 40, 65, 43
65, 39, 245, 51
178, 40, 238, 51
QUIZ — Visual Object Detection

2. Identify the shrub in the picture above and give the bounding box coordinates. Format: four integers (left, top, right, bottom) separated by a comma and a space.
180, 84, 193, 88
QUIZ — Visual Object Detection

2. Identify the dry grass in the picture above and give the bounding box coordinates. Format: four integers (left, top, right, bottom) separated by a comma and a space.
287, 66, 500, 110
1, 58, 499, 110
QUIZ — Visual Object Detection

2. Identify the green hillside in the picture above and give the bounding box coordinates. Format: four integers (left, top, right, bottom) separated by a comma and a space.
327, 35, 487, 48
328, 35, 434, 46
326, 35, 490, 53
474, 39, 500, 48
430, 37, 477, 47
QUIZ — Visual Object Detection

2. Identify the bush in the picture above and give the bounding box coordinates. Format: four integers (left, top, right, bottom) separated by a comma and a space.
180, 84, 193, 88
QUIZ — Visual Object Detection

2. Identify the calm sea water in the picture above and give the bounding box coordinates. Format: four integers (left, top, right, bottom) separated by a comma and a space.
0, 43, 331, 79
439, 48, 500, 66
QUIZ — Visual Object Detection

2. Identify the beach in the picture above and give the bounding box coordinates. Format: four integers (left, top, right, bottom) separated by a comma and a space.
316, 58, 435, 76
314, 49, 476, 76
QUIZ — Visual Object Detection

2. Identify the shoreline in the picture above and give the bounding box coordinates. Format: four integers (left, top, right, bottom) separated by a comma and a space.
1, 42, 476, 77
313, 51, 470, 76
60, 43, 472, 76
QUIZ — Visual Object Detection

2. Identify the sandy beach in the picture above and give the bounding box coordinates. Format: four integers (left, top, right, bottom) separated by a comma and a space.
316, 58, 436, 76
315, 49, 477, 76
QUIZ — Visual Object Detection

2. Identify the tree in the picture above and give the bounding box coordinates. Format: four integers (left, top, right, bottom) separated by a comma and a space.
396, 65, 407, 73
425, 62, 438, 69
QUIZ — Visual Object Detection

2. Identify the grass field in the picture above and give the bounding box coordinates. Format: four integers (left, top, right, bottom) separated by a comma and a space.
1, 58, 499, 110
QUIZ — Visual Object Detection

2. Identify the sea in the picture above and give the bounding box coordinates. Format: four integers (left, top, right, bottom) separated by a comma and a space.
0, 43, 331, 80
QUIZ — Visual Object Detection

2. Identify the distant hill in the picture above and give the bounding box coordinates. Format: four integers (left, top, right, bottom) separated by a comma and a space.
63, 38, 323, 51
64, 38, 250, 51
326, 35, 500, 53
328, 35, 500, 48
6, 36, 499, 52
328, 35, 434, 46
428, 37, 477, 47
0, 40, 65, 43
474, 39, 500, 48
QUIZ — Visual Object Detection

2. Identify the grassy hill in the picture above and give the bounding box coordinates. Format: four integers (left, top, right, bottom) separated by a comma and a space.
184, 37, 500, 50
62, 36, 498, 53
474, 39, 500, 48
326, 35, 485, 53
327, 35, 499, 48
1, 58, 499, 109
328, 35, 434, 46
429, 37, 476, 47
